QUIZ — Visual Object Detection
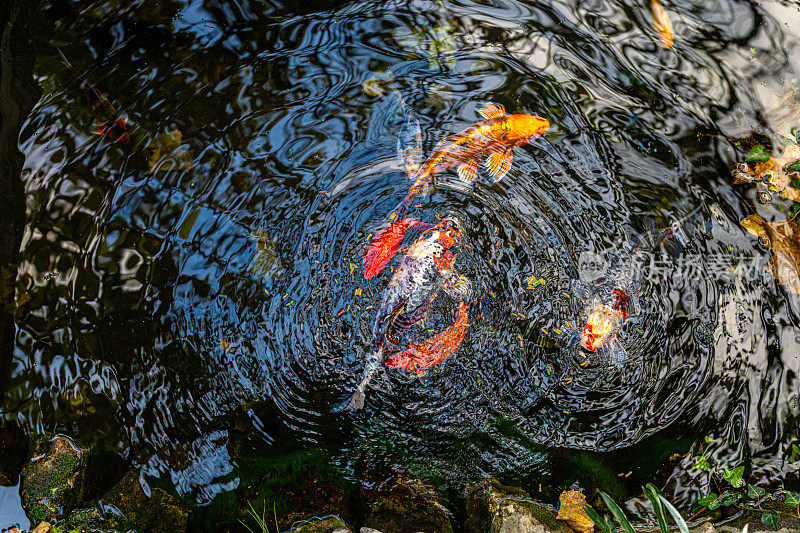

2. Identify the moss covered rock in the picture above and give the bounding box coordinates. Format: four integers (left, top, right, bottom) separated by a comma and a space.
60, 470, 189, 533
292, 515, 354, 532
465, 478, 571, 533
20, 434, 87, 523
361, 475, 453, 533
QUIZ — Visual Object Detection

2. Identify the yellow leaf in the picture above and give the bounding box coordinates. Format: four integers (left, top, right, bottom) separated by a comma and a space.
650, 0, 674, 49
556, 490, 594, 533
147, 130, 193, 173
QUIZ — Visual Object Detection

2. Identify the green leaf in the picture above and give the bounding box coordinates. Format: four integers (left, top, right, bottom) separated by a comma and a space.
719, 491, 743, 506
785, 491, 800, 507
747, 484, 766, 498
704, 435, 715, 444
746, 144, 771, 162
644, 484, 669, 533
761, 510, 780, 531
694, 456, 711, 471
723, 466, 745, 488
788, 160, 800, 171
583, 505, 615, 533
599, 492, 635, 533
658, 495, 690, 533
790, 443, 800, 464
791, 126, 800, 143
697, 493, 720, 510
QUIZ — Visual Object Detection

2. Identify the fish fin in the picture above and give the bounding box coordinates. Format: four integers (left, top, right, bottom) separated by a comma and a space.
387, 303, 469, 372
441, 270, 473, 300
456, 160, 479, 183
485, 149, 513, 182
363, 218, 425, 279
331, 389, 366, 412
599, 337, 628, 367
397, 116, 423, 179
478, 102, 506, 120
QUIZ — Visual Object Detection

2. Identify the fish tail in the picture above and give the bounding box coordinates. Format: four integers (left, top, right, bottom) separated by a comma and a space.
332, 346, 384, 412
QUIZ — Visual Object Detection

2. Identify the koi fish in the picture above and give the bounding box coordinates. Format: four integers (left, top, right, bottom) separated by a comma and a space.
391, 103, 550, 218
650, 0, 674, 49
335, 217, 472, 411
576, 206, 703, 363
57, 49, 130, 144
385, 301, 469, 376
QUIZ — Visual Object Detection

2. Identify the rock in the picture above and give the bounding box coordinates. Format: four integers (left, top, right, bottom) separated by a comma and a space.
20, 434, 88, 523
61, 470, 189, 533
555, 490, 594, 533
30, 523, 52, 533
360, 528, 383, 533
691, 522, 716, 533
292, 516, 354, 532
361, 475, 453, 533
465, 478, 571, 533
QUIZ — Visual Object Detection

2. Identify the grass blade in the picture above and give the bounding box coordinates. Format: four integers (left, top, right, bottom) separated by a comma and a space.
659, 494, 690, 533
600, 491, 635, 533
583, 505, 615, 533
644, 484, 669, 533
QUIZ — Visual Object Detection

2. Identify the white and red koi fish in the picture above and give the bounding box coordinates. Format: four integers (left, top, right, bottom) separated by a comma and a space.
391, 103, 550, 219
576, 206, 703, 364
335, 217, 473, 411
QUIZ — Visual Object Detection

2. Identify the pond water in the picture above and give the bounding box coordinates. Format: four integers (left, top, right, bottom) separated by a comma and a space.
5, 0, 800, 523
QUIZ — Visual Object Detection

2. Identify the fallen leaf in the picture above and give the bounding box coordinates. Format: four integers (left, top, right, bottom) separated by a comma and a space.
556, 490, 594, 533
650, 0, 674, 49
147, 130, 193, 173
740, 214, 800, 294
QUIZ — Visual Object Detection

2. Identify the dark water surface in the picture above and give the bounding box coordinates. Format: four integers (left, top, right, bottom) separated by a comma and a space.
5, 0, 800, 522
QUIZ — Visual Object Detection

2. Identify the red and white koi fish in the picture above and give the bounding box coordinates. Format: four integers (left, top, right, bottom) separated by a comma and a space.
335, 217, 473, 411
391, 103, 550, 218
57, 49, 130, 144
577, 206, 703, 363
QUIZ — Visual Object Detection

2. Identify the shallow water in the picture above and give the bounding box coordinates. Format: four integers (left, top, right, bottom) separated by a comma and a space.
5, 0, 800, 520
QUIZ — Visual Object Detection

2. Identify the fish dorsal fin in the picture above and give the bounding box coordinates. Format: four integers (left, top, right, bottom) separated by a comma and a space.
485, 149, 513, 182
478, 103, 506, 120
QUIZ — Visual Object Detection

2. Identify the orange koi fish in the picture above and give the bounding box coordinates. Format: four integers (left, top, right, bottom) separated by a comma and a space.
363, 218, 434, 279
650, 0, 674, 49
386, 301, 469, 376
57, 49, 130, 144
391, 103, 550, 218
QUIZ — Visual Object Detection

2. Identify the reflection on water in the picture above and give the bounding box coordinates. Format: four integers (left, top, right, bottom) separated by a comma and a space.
4, 0, 800, 513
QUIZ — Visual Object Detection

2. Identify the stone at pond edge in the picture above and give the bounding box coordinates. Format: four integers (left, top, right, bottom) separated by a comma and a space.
465, 478, 572, 533
292, 515, 354, 532
62, 470, 189, 533
556, 490, 594, 533
21, 434, 87, 523
361, 475, 454, 533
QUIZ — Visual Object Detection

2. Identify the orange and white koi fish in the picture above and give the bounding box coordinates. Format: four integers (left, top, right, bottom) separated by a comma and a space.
650, 0, 674, 49
57, 49, 130, 144
391, 103, 550, 218
335, 217, 473, 411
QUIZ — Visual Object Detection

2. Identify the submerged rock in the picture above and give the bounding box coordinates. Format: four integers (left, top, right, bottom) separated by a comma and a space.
292, 515, 354, 532
465, 478, 571, 533
361, 475, 453, 533
20, 434, 88, 523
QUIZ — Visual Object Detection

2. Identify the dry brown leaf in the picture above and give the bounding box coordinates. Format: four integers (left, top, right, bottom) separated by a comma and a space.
556, 490, 594, 533
650, 0, 674, 49
741, 214, 800, 294
733, 144, 800, 202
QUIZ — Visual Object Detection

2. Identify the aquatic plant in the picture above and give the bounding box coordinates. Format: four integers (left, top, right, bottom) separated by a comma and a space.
239, 500, 279, 533
583, 484, 689, 533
